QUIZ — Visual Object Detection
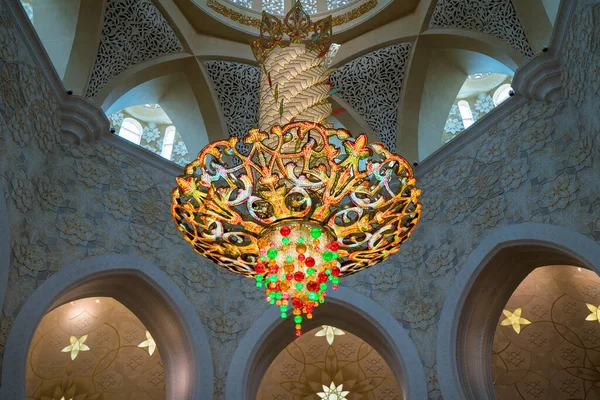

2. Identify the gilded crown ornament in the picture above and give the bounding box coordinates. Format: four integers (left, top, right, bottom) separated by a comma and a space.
172, 1, 421, 336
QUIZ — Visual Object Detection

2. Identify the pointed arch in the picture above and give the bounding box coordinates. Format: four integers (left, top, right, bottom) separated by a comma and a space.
0, 254, 213, 399
437, 223, 600, 399
226, 287, 428, 399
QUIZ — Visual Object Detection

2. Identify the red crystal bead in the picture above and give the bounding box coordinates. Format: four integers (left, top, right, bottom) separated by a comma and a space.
269, 266, 278, 274
329, 242, 339, 251
294, 271, 305, 282
254, 263, 265, 273
298, 254, 305, 261
295, 331, 302, 337
305, 257, 315, 267
267, 282, 277, 290
307, 281, 318, 292
331, 267, 341, 277
292, 298, 303, 308
332, 284, 339, 290
318, 272, 328, 283
286, 273, 293, 281
280, 226, 291, 236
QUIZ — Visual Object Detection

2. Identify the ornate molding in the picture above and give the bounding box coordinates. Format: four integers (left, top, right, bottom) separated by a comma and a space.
60, 95, 110, 144
511, 0, 578, 104
206, 0, 261, 28
511, 57, 561, 103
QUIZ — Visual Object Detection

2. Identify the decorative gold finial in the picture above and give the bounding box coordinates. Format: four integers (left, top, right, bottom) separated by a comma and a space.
251, 0, 333, 64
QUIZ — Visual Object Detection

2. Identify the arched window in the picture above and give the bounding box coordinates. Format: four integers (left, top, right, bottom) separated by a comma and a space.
119, 118, 143, 145
457, 100, 474, 129
493, 84, 513, 106
161, 126, 177, 159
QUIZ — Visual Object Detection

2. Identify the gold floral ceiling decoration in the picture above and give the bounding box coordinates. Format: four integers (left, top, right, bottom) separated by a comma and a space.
172, 1, 421, 336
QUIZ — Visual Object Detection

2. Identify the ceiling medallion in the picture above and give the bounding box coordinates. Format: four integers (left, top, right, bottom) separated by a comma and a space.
172, 1, 421, 336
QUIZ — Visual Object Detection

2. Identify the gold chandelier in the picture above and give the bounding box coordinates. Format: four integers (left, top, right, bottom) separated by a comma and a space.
172, 1, 421, 336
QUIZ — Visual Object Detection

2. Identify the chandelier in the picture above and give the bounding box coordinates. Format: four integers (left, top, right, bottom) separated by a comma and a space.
171, 1, 421, 337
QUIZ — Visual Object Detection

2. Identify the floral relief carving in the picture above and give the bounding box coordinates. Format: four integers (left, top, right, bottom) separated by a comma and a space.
85, 0, 184, 98
330, 43, 412, 152
428, 0, 534, 58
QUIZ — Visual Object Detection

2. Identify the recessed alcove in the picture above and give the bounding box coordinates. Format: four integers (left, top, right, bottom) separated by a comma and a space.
257, 324, 403, 399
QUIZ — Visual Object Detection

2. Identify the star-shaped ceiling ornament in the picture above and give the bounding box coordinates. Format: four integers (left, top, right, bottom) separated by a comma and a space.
585, 304, 600, 323
61, 335, 90, 360
317, 382, 350, 400
500, 308, 532, 334
138, 330, 157, 355
315, 325, 345, 345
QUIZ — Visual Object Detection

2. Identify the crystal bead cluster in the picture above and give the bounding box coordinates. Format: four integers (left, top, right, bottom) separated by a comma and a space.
255, 222, 341, 336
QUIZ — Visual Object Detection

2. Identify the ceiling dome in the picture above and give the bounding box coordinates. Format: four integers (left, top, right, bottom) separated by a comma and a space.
185, 0, 410, 38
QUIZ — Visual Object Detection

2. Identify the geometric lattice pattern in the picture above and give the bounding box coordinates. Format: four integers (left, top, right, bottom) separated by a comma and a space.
429, 0, 534, 58
203, 61, 260, 154
330, 43, 413, 152
85, 0, 184, 98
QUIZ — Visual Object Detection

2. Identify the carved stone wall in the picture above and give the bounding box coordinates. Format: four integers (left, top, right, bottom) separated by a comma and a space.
1, 1, 600, 400
429, 0, 534, 58
330, 43, 413, 152
203, 60, 260, 155
85, 0, 184, 99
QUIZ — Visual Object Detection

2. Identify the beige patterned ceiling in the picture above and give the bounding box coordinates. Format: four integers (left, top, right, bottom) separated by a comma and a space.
26, 297, 165, 400
258, 325, 402, 399
493, 265, 600, 399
